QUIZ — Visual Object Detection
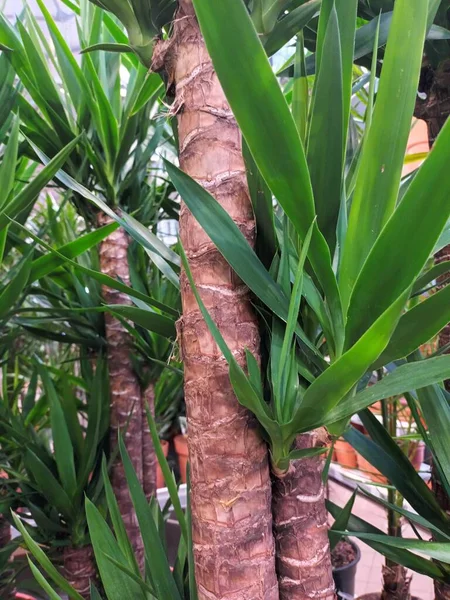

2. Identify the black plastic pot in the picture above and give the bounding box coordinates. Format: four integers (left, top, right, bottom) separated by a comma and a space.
333, 540, 361, 599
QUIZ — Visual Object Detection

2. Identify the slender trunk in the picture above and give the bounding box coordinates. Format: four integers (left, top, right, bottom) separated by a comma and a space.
97, 213, 144, 566
381, 566, 411, 600
416, 60, 450, 600
272, 430, 335, 600
381, 399, 411, 600
152, 3, 279, 598
142, 383, 157, 501
63, 544, 98, 600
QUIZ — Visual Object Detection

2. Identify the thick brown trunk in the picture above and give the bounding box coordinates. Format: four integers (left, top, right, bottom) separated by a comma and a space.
416, 60, 450, 600
142, 383, 157, 501
272, 430, 335, 600
381, 565, 411, 600
97, 214, 144, 566
152, 3, 279, 599
63, 544, 98, 600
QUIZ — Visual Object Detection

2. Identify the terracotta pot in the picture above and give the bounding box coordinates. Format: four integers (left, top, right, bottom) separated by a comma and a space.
356, 453, 388, 484
15, 594, 41, 600
334, 438, 357, 469
156, 440, 170, 489
174, 434, 188, 484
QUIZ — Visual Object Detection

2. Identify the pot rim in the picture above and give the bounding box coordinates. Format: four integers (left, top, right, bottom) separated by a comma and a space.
332, 538, 361, 573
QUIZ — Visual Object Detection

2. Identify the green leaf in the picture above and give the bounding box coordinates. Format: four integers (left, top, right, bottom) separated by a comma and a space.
38, 365, 77, 500
292, 33, 308, 144
324, 356, 450, 429
307, 6, 344, 253
180, 245, 280, 445
130, 71, 163, 115
24, 450, 74, 520
264, 0, 320, 57
108, 305, 176, 338
0, 135, 81, 232
192, 0, 343, 337
30, 222, 118, 281
243, 141, 277, 268
329, 491, 356, 550
413, 378, 450, 491
287, 290, 408, 438
119, 435, 182, 600
339, 0, 428, 310
342, 533, 450, 563
86, 498, 145, 600
277, 220, 314, 409
0, 115, 19, 209
80, 42, 134, 54
11, 513, 83, 600
345, 113, 450, 347
17, 220, 177, 316
345, 420, 448, 531
326, 499, 445, 580
101, 457, 140, 576
165, 160, 325, 362
28, 559, 66, 600
144, 406, 187, 541
28, 140, 181, 286
360, 487, 450, 542
412, 261, 450, 295
0, 253, 32, 319
376, 283, 450, 367
165, 162, 286, 314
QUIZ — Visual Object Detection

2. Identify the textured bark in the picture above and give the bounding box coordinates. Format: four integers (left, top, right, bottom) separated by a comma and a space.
416, 60, 450, 600
415, 60, 450, 146
0, 515, 10, 549
152, 3, 279, 599
381, 565, 411, 600
63, 544, 98, 600
97, 213, 144, 566
272, 430, 335, 600
142, 383, 157, 501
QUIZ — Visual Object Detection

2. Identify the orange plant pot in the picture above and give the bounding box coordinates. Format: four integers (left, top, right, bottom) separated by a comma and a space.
334, 438, 358, 469
174, 434, 188, 484
156, 440, 170, 489
356, 453, 388, 484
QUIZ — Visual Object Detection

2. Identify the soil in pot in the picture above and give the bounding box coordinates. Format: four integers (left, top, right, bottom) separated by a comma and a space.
334, 438, 358, 469
332, 539, 361, 598
156, 440, 170, 489
174, 434, 188, 484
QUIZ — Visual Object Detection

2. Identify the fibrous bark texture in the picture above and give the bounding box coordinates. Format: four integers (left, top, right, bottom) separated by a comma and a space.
416, 60, 450, 600
152, 3, 279, 598
97, 213, 144, 565
272, 430, 335, 600
63, 544, 98, 600
0, 515, 10, 549
142, 383, 157, 501
381, 565, 411, 600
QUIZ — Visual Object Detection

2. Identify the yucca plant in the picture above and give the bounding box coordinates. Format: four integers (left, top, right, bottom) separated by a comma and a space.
159, 0, 450, 598
15, 410, 197, 600
0, 356, 110, 599
73, 0, 450, 597
0, 0, 181, 557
